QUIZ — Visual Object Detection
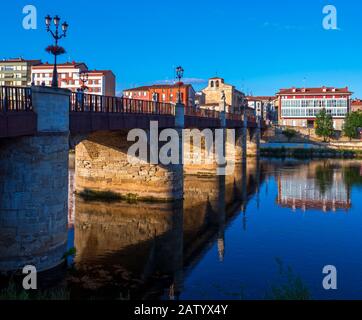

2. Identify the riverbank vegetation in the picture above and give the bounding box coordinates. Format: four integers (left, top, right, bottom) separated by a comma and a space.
261, 147, 362, 159
266, 258, 311, 300
282, 128, 298, 142
343, 111, 362, 140
0, 282, 70, 300
77, 189, 173, 203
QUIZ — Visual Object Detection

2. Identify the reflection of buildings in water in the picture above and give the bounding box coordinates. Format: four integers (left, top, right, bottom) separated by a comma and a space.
276, 165, 351, 212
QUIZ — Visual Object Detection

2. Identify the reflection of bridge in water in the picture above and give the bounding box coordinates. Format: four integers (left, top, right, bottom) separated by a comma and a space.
68, 160, 263, 299
0, 86, 263, 274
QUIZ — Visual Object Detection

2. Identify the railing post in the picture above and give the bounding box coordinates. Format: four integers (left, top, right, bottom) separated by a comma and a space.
175, 101, 185, 128
3, 87, 8, 112
219, 99, 226, 128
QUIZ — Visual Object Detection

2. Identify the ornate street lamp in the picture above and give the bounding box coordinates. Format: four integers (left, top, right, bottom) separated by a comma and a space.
79, 71, 89, 92
45, 15, 68, 87
175, 66, 184, 103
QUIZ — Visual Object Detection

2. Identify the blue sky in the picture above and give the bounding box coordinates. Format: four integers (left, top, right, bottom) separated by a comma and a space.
1, 0, 362, 96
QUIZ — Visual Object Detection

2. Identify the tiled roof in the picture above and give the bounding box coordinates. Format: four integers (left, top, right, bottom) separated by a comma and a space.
88, 70, 114, 76
124, 83, 192, 91
32, 61, 88, 68
246, 96, 276, 101
277, 87, 352, 95
1, 58, 41, 63
351, 99, 362, 106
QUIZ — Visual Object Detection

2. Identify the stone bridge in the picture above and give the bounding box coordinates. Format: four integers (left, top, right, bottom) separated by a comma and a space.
0, 86, 262, 275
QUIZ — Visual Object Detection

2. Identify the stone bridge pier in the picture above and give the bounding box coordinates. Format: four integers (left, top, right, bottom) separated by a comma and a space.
183, 125, 248, 176
0, 87, 70, 273
74, 103, 185, 201
74, 131, 183, 201
246, 120, 261, 158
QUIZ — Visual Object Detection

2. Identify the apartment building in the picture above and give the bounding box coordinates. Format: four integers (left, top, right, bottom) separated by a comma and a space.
123, 84, 196, 107
0, 58, 41, 86
31, 61, 116, 96
246, 96, 277, 123
277, 87, 352, 130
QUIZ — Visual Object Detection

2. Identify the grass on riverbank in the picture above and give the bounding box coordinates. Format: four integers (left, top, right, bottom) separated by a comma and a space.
266, 258, 311, 300
261, 147, 362, 159
0, 282, 70, 300
77, 189, 173, 204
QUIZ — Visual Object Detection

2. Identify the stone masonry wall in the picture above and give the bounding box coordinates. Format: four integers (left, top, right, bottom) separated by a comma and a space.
75, 131, 183, 201
0, 134, 69, 272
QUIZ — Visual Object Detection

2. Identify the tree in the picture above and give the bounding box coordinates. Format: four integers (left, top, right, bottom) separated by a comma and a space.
315, 163, 334, 196
315, 109, 334, 142
343, 111, 362, 140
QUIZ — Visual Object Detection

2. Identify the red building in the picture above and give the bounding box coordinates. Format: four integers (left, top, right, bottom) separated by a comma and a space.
277, 87, 352, 130
123, 84, 196, 107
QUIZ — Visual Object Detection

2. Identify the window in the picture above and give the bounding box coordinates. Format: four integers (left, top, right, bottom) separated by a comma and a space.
2, 66, 14, 71
210, 81, 214, 88
216, 80, 219, 88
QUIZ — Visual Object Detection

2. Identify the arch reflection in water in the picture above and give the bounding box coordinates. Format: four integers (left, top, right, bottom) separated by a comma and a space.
68, 161, 262, 299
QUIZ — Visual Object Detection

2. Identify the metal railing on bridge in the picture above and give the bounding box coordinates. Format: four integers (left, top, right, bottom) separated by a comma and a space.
70, 93, 175, 116
184, 106, 220, 119
226, 112, 243, 121
0, 86, 32, 112
0, 86, 257, 124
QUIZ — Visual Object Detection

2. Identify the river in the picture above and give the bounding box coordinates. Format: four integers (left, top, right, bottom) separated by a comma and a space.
66, 158, 362, 300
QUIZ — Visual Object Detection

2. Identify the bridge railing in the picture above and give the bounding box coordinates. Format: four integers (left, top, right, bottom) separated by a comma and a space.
70, 93, 175, 116
69, 92, 259, 124
0, 86, 32, 112
226, 113, 243, 121
185, 106, 220, 119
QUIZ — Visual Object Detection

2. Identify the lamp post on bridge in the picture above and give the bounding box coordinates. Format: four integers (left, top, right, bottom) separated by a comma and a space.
45, 15, 69, 88
79, 71, 89, 92
175, 66, 185, 129
175, 66, 184, 104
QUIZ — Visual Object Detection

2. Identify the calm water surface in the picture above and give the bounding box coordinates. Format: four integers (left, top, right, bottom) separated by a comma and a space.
67, 159, 362, 300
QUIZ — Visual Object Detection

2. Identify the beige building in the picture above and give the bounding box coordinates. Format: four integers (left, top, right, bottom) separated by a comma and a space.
0, 58, 41, 86
200, 77, 247, 113
246, 96, 278, 124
